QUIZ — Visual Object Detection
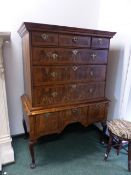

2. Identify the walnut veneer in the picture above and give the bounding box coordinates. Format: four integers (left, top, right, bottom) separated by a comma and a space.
18, 22, 116, 168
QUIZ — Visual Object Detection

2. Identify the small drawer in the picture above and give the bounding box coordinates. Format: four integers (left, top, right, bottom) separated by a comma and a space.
31, 31, 58, 46
60, 107, 88, 128
88, 103, 107, 124
36, 112, 59, 136
91, 37, 110, 48
59, 34, 91, 47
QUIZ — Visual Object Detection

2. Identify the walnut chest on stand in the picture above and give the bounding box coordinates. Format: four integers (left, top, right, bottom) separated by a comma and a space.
18, 22, 116, 168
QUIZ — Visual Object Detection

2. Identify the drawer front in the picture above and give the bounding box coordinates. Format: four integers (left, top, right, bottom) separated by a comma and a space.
36, 112, 59, 136
32, 48, 108, 65
32, 48, 59, 64
32, 65, 106, 85
60, 107, 88, 129
91, 37, 110, 48
32, 66, 70, 85
32, 82, 105, 107
31, 31, 58, 46
59, 34, 91, 47
87, 103, 107, 124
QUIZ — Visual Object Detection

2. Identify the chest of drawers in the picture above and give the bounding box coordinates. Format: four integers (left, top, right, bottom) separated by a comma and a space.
18, 22, 116, 168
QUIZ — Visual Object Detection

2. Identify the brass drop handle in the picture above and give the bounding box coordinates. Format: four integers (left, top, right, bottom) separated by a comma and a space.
51, 91, 58, 97
73, 36, 78, 42
90, 71, 94, 76
89, 88, 93, 93
51, 72, 57, 78
52, 53, 58, 60
91, 53, 96, 60
71, 84, 77, 89
98, 38, 102, 44
72, 108, 80, 114
41, 33, 48, 40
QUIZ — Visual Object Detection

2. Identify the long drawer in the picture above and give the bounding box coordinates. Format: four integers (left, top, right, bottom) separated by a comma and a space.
32, 82, 105, 107
32, 48, 108, 65
32, 65, 106, 85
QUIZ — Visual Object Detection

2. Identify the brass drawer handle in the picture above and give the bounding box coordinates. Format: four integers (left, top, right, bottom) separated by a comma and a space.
51, 72, 57, 78
52, 53, 58, 60
96, 103, 104, 108
91, 53, 96, 60
72, 108, 80, 114
73, 36, 78, 42
71, 84, 77, 89
98, 38, 102, 44
90, 71, 94, 76
89, 88, 93, 93
44, 113, 50, 118
51, 91, 58, 97
72, 66, 78, 71
72, 49, 78, 55
96, 104, 100, 108
41, 33, 48, 40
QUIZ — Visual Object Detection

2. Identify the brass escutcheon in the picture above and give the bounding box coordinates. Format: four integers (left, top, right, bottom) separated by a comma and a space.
51, 91, 58, 97
51, 72, 57, 78
72, 49, 78, 55
41, 33, 48, 40
72, 66, 78, 71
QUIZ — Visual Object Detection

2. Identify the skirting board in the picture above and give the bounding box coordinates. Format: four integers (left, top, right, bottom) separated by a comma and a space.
0, 136, 14, 171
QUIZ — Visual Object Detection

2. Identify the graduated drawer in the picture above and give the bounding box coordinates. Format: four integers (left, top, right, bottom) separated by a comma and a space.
32, 65, 106, 85
32, 82, 105, 107
59, 34, 91, 47
91, 37, 110, 48
87, 103, 107, 124
32, 47, 108, 65
31, 31, 58, 46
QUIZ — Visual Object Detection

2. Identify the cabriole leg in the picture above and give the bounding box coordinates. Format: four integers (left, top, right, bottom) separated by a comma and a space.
29, 141, 36, 169
22, 116, 28, 139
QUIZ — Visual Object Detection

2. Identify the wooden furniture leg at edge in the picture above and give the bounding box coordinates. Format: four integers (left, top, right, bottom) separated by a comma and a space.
29, 140, 37, 169
22, 116, 28, 139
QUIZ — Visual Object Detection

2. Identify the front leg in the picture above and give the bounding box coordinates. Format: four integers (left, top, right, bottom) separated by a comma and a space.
29, 140, 36, 169
22, 116, 28, 139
